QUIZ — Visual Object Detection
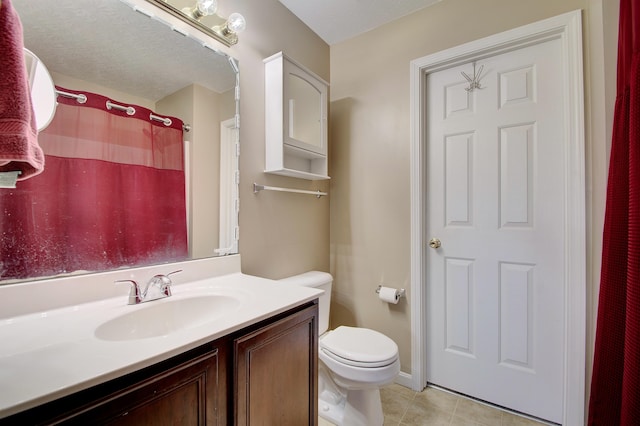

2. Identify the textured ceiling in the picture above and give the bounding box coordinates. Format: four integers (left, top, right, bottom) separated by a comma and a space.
13, 0, 236, 102
278, 0, 442, 45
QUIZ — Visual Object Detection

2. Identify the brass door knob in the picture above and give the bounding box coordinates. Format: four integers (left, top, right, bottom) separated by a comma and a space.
429, 238, 441, 249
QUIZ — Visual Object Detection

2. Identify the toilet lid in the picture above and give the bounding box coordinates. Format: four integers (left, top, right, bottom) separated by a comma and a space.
320, 326, 398, 368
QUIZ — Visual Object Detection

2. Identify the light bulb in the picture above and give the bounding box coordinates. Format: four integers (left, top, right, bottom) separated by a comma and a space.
196, 0, 217, 16
226, 12, 246, 33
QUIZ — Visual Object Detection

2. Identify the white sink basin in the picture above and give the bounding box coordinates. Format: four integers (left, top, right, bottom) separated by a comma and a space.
95, 295, 241, 341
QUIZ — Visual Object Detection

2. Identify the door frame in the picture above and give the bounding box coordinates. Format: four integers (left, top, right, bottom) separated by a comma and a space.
409, 10, 585, 425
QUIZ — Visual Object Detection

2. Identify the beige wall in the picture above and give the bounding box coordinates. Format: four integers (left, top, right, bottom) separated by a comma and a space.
329, 0, 618, 401
224, 0, 331, 279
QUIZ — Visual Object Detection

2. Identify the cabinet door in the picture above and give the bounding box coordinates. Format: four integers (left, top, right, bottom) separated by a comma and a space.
283, 60, 327, 156
100, 353, 225, 426
73, 349, 225, 426
234, 304, 318, 426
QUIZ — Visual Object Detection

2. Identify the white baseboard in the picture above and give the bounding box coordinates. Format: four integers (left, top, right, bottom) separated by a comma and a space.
394, 371, 415, 390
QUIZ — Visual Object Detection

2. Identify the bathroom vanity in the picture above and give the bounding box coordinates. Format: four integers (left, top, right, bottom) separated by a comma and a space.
0, 256, 321, 425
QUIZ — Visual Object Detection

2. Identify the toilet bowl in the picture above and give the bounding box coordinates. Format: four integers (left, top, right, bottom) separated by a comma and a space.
279, 271, 400, 426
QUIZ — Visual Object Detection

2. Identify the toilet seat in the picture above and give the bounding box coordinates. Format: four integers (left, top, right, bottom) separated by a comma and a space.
320, 326, 398, 368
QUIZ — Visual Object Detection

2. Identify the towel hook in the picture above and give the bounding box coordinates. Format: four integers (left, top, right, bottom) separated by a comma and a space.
461, 62, 484, 92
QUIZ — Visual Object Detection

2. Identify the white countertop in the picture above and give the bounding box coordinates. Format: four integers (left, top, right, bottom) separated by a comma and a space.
0, 262, 322, 418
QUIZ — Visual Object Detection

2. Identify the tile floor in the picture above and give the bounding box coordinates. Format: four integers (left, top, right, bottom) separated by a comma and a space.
318, 384, 550, 426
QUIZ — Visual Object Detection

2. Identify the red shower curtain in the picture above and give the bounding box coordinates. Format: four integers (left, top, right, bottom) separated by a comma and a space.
588, 0, 640, 424
0, 87, 188, 280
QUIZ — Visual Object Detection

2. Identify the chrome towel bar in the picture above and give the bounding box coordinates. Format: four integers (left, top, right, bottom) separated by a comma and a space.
253, 183, 327, 198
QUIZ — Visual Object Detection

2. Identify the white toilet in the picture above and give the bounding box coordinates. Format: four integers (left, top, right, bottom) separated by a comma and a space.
279, 271, 400, 426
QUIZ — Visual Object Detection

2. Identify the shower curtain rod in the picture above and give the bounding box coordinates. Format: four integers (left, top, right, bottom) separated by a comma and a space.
55, 90, 191, 132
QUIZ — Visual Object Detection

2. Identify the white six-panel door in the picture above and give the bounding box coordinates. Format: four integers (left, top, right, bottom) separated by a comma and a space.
426, 37, 565, 423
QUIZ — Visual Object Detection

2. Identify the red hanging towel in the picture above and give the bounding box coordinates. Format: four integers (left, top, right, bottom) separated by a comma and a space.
0, 0, 45, 180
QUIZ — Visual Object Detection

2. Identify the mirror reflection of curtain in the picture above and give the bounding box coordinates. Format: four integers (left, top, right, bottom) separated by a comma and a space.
0, 87, 188, 280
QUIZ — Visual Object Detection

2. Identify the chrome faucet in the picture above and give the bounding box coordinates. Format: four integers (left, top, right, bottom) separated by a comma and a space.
115, 270, 182, 305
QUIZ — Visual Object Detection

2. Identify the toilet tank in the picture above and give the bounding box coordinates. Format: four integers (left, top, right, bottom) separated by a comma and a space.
279, 271, 332, 334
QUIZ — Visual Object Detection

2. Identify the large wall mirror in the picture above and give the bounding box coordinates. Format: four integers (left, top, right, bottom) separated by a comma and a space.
4, 0, 240, 284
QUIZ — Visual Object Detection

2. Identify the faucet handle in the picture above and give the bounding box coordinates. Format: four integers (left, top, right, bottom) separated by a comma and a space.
148, 270, 183, 296
162, 270, 183, 295
115, 279, 142, 305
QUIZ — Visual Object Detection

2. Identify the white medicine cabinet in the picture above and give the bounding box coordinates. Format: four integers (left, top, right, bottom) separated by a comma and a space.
264, 52, 329, 180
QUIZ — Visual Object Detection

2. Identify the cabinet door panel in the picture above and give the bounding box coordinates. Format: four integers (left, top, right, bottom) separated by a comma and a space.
103, 371, 207, 425
286, 70, 324, 152
72, 350, 223, 426
235, 304, 318, 426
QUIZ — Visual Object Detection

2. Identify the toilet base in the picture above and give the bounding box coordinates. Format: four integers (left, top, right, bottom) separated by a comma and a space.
318, 366, 384, 426
318, 392, 345, 425
319, 388, 384, 426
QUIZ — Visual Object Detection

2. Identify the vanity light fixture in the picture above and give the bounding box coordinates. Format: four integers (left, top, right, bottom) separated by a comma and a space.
147, 0, 246, 46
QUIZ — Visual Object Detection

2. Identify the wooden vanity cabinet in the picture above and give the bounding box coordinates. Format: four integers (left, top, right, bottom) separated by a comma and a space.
0, 301, 318, 426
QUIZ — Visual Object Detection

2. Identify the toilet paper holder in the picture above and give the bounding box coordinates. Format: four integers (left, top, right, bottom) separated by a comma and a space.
375, 285, 406, 299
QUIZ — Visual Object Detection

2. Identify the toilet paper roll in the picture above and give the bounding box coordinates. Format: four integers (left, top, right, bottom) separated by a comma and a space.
378, 286, 400, 304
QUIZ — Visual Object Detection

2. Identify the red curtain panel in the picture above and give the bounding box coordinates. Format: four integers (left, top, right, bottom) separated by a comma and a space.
589, 0, 640, 424
0, 87, 188, 281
